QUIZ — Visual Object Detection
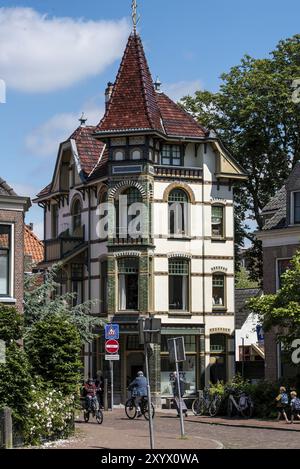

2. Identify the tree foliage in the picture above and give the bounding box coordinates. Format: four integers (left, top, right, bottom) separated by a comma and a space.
25, 314, 82, 395
235, 267, 259, 289
247, 251, 300, 361
24, 263, 104, 343
181, 34, 300, 280
0, 304, 24, 343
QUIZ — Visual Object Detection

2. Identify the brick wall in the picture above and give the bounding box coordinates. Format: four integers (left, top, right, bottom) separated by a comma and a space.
0, 210, 25, 313
263, 243, 300, 381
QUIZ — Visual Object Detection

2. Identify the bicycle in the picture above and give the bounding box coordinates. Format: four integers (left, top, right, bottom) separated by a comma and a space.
125, 395, 155, 421
83, 396, 103, 424
227, 390, 254, 418
192, 388, 222, 417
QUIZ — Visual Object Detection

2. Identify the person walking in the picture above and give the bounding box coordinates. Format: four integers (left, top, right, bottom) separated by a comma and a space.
171, 371, 188, 417
275, 386, 289, 423
290, 391, 300, 423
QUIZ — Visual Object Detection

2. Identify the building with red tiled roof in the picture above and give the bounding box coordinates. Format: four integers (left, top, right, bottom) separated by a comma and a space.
24, 225, 44, 270
34, 24, 247, 404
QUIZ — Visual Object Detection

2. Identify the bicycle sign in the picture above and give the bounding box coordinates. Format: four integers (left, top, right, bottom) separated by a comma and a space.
105, 324, 119, 340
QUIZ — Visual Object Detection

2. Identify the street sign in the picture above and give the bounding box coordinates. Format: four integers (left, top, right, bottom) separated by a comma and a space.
105, 339, 119, 354
256, 325, 264, 343
139, 318, 161, 345
168, 337, 186, 363
105, 324, 119, 340
105, 354, 120, 361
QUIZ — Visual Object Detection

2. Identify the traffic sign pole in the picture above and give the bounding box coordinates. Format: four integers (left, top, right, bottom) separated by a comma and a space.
110, 360, 114, 411
174, 338, 185, 438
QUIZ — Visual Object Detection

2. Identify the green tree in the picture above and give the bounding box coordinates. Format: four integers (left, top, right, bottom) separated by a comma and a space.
26, 314, 82, 395
181, 35, 300, 281
235, 267, 259, 289
0, 304, 24, 343
247, 251, 300, 363
24, 263, 104, 343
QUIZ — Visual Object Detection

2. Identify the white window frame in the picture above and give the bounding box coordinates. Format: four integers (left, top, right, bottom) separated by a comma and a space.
0, 222, 15, 301
290, 191, 300, 225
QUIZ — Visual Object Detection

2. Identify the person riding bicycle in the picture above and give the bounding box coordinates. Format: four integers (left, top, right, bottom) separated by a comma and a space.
128, 371, 148, 417
84, 378, 99, 412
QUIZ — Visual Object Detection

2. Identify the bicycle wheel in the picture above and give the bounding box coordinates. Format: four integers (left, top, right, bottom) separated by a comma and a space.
125, 398, 137, 419
143, 402, 155, 421
96, 409, 103, 424
192, 398, 205, 416
84, 409, 90, 423
209, 396, 221, 417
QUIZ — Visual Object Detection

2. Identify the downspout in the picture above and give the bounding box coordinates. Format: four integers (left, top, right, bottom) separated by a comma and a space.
202, 144, 206, 386
88, 187, 92, 377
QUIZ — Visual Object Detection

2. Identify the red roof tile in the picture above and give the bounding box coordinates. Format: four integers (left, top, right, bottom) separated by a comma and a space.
36, 183, 52, 199
70, 126, 105, 175
24, 225, 44, 265
156, 93, 208, 138
98, 33, 163, 134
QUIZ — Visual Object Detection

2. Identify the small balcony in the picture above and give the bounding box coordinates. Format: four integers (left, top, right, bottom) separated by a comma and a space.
44, 233, 86, 262
109, 235, 153, 246
154, 165, 203, 179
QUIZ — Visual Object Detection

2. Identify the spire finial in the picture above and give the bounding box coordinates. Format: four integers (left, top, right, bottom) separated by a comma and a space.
132, 0, 140, 33
79, 112, 87, 126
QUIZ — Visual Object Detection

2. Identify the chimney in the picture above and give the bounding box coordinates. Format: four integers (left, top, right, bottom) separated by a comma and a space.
28, 223, 34, 231
105, 82, 114, 109
154, 77, 162, 93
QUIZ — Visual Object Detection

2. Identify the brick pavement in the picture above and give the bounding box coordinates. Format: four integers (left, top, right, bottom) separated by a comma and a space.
46, 409, 300, 450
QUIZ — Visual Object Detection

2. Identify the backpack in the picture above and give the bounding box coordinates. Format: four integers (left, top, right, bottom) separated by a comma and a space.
292, 398, 300, 411
281, 393, 289, 405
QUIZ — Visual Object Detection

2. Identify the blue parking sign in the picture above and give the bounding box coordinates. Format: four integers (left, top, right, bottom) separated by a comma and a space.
105, 324, 119, 340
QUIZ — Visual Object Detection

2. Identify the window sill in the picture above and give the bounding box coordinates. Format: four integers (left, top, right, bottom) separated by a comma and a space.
211, 237, 226, 243
0, 297, 16, 303
168, 311, 191, 316
168, 236, 192, 241
212, 307, 227, 313
117, 310, 139, 314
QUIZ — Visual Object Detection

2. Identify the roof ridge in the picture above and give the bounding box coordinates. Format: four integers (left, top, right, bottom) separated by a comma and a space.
25, 225, 44, 247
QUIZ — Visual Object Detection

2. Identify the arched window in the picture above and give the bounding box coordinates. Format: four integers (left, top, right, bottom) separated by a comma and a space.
212, 273, 226, 308
116, 187, 143, 239
169, 258, 189, 311
72, 198, 82, 233
168, 189, 189, 237
98, 190, 108, 240
114, 150, 125, 161
118, 257, 139, 311
211, 205, 225, 238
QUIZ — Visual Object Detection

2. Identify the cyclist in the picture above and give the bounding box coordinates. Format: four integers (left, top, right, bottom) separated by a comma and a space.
84, 378, 98, 412
128, 371, 148, 417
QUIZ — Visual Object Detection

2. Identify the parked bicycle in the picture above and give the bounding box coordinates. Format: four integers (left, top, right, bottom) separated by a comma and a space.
125, 395, 155, 421
226, 389, 254, 418
192, 388, 222, 417
83, 397, 103, 424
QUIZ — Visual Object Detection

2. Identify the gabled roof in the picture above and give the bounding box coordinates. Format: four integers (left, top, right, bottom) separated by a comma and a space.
69, 126, 105, 175
262, 185, 286, 214
155, 93, 208, 138
261, 186, 287, 231
0, 178, 17, 196
98, 33, 164, 134
24, 225, 44, 265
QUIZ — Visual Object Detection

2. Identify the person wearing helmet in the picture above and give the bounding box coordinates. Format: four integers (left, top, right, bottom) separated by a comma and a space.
128, 371, 148, 417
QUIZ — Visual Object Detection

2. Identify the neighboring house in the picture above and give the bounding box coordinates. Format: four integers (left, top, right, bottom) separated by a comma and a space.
235, 288, 264, 381
257, 162, 300, 381
24, 224, 44, 272
0, 178, 31, 313
34, 31, 246, 404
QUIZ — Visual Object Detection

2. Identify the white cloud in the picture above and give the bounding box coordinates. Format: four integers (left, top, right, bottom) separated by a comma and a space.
163, 80, 202, 102
10, 182, 39, 199
0, 7, 130, 92
25, 102, 104, 157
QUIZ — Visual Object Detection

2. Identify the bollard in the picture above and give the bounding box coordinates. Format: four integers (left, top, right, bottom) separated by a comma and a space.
3, 407, 13, 449
104, 378, 108, 411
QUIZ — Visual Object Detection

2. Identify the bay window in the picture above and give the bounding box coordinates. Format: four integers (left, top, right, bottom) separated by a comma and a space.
118, 258, 139, 311
169, 259, 189, 311
0, 225, 11, 297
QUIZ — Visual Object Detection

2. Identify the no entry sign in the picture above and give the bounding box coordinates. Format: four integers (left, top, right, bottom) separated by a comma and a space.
105, 339, 119, 354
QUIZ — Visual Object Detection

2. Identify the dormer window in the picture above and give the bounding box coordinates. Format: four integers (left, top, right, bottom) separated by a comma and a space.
161, 145, 181, 166
293, 192, 300, 224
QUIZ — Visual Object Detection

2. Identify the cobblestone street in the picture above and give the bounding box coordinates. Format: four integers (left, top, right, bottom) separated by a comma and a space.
48, 409, 300, 450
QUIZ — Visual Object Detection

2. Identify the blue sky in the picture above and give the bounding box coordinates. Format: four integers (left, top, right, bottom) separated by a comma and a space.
1, 0, 300, 238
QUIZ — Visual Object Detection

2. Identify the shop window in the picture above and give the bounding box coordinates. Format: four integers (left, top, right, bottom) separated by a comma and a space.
118, 258, 139, 311
169, 259, 189, 311
212, 273, 225, 308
